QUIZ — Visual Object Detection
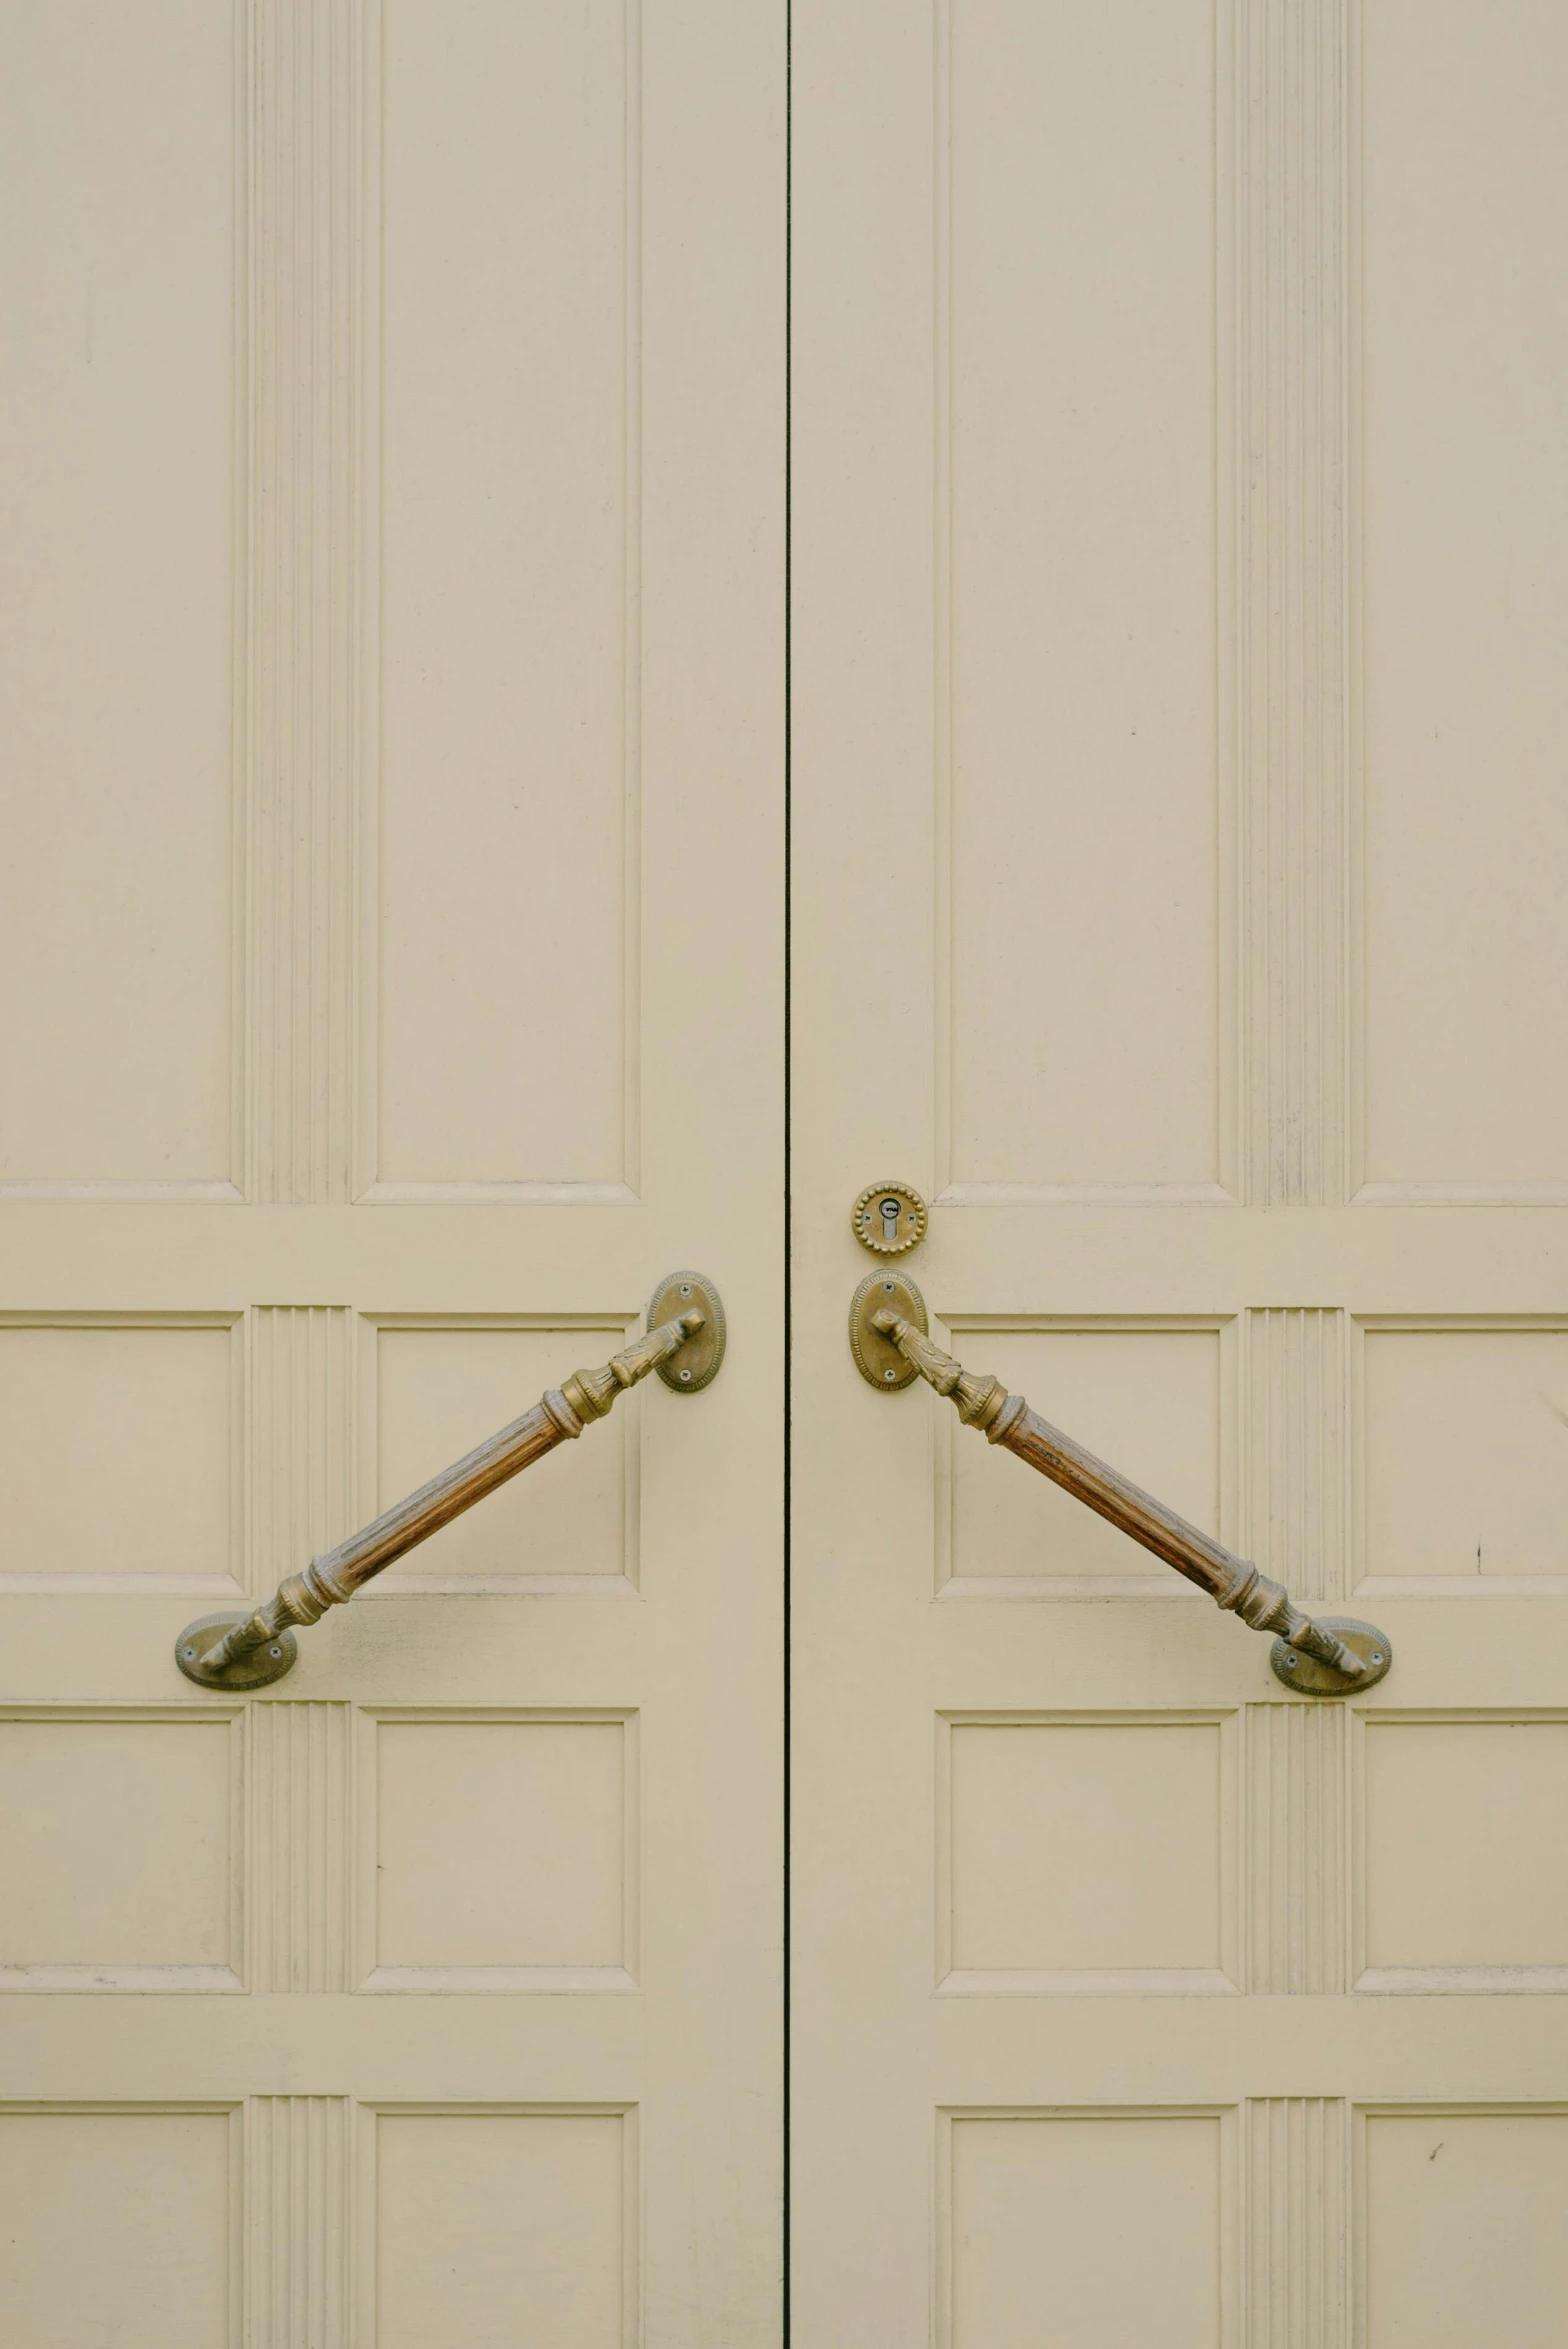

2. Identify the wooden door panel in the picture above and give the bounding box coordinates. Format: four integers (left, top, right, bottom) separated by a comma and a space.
0, 4, 783, 2342
794, 2, 1568, 2342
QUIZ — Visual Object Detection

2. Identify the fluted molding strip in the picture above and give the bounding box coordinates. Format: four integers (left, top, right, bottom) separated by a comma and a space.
1237, 0, 1350, 1204
246, 0, 368, 1201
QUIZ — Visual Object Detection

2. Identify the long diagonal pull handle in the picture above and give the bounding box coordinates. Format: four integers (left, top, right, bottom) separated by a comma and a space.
871, 1308, 1391, 1695
176, 1274, 725, 1691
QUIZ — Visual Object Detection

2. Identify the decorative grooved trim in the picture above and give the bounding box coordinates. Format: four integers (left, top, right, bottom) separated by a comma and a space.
246, 0, 367, 1202
1246, 1308, 1346, 1604
247, 2096, 353, 2345
1247, 1703, 1347, 1994
249, 1703, 354, 1992
250, 1307, 356, 1589
1237, 0, 1350, 1204
1245, 2098, 1348, 2347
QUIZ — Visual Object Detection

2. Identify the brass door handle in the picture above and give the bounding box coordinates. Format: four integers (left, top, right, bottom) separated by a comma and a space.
853, 1278, 1390, 1695
176, 1273, 725, 1691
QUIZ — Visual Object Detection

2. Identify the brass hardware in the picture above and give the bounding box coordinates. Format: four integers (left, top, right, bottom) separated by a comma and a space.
646, 1270, 726, 1391
869, 1285, 1392, 1697
175, 1276, 726, 1692
1269, 1619, 1389, 1694
851, 1180, 928, 1257
849, 1269, 930, 1389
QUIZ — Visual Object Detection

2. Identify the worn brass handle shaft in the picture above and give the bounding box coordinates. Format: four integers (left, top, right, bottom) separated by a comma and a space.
177, 1305, 713, 1692
871, 1310, 1391, 1693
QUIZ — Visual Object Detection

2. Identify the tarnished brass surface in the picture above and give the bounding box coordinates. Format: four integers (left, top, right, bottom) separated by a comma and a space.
869, 1290, 1391, 1695
647, 1271, 727, 1391
849, 1269, 930, 1389
1271, 1617, 1391, 1694
175, 1281, 724, 1691
851, 1181, 928, 1256
176, 1613, 299, 1690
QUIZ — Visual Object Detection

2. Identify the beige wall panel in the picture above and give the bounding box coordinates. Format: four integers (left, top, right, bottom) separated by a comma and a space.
1363, 2111, 1568, 2349
0, 1716, 236, 1982
0, 1324, 234, 1583
0, 3, 235, 1189
1362, 1327, 1568, 1579
374, 1718, 628, 1979
946, 0, 1218, 1191
0, 2108, 232, 2349
375, 2109, 628, 2349
944, 1720, 1227, 1985
949, 1327, 1221, 1584
1362, 1720, 1568, 1976
373, 1325, 625, 1583
1361, 5, 1568, 1190
377, 0, 633, 1189
944, 2113, 1221, 2349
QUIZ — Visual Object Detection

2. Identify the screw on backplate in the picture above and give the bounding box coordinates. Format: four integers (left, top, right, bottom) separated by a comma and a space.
884, 1368, 896, 1381
1284, 1655, 1297, 1669
1371, 1652, 1383, 1665
679, 1283, 691, 1297
183, 1647, 196, 1661
679, 1368, 692, 1381
882, 1281, 895, 1294
269, 1646, 282, 1659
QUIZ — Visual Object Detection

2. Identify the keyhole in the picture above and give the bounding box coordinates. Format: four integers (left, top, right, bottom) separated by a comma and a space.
879, 1198, 902, 1245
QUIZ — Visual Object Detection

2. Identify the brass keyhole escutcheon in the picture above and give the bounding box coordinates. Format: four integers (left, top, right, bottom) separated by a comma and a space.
851, 1180, 928, 1256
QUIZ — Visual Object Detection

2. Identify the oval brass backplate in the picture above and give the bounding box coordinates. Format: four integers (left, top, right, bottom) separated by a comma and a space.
646, 1270, 727, 1393
176, 1612, 299, 1692
1270, 1617, 1393, 1696
851, 1180, 928, 1256
849, 1269, 929, 1390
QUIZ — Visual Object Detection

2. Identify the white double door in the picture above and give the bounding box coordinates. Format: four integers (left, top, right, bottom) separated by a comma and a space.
5, 5, 1568, 2346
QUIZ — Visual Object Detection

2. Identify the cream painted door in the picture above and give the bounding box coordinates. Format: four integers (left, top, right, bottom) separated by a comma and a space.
0, 5, 781, 2345
795, 3, 1568, 2345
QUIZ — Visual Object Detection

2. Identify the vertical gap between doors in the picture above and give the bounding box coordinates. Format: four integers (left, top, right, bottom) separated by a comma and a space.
782, 0, 793, 2334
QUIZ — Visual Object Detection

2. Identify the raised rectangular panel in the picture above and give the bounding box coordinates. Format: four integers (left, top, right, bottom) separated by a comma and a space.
369, 1715, 632, 1988
374, 2108, 631, 2349
942, 2111, 1223, 2349
1360, 1718, 1568, 1988
1360, 7, 1568, 1193
943, 0, 1220, 1193
0, 1715, 239, 1989
372, 1324, 628, 1588
375, 0, 635, 1192
947, 1325, 1223, 1590
941, 1717, 1233, 1992
1362, 2111, 1568, 2349
0, 1323, 237, 1589
0, 3, 236, 1192
0, 2108, 235, 2349
1361, 1326, 1568, 1581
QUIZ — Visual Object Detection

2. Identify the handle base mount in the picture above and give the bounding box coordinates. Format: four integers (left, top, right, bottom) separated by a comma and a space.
850, 1270, 930, 1390
177, 1612, 299, 1692
646, 1272, 726, 1392
1270, 1617, 1392, 1696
